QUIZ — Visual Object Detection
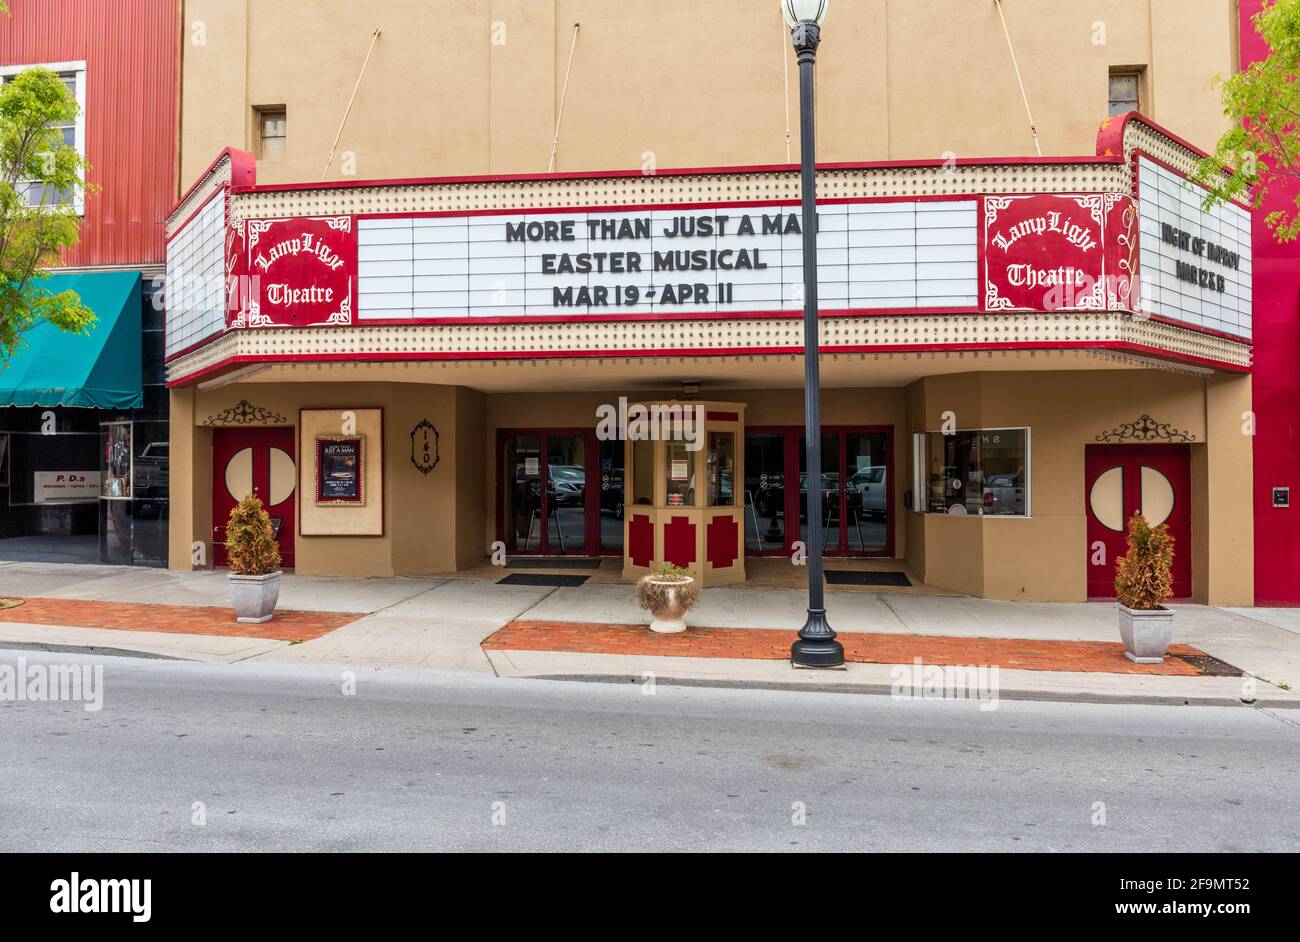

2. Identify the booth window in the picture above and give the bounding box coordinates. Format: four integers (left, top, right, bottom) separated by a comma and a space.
631, 438, 653, 505
707, 431, 735, 506
1107, 70, 1142, 116
0, 61, 85, 213
665, 441, 692, 507
914, 428, 1029, 516
256, 107, 287, 158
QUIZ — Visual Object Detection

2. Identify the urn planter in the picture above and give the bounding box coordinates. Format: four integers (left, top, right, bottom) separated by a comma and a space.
1117, 603, 1174, 663
229, 571, 282, 624
636, 576, 699, 634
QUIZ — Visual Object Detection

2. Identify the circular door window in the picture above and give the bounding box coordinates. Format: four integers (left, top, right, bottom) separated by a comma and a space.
1088, 466, 1125, 532
1140, 466, 1174, 527
224, 447, 253, 502
268, 447, 296, 505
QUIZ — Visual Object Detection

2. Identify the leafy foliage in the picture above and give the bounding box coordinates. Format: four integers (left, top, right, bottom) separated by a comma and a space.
225, 494, 282, 576
649, 561, 692, 582
1114, 513, 1174, 611
0, 63, 95, 364
635, 575, 700, 615
1193, 0, 1300, 242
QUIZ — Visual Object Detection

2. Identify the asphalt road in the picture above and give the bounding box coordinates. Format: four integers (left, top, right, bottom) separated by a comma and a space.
1, 649, 1297, 852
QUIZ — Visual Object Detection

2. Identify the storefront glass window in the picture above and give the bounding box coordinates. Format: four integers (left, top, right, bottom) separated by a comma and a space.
916, 428, 1028, 516
707, 432, 735, 507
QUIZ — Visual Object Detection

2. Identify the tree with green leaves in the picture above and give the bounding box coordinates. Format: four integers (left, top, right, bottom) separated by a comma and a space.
1195, 0, 1300, 242
0, 56, 95, 365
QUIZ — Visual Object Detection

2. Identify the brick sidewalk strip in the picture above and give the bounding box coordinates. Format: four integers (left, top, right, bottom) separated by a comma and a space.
0, 597, 359, 642
483, 621, 1220, 676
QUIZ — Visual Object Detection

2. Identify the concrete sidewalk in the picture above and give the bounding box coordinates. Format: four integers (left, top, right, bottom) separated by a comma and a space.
1, 560, 1298, 705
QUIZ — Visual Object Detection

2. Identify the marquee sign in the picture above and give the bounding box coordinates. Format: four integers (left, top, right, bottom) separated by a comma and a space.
228, 216, 357, 329
983, 194, 1137, 312
1136, 155, 1252, 339
355, 200, 981, 319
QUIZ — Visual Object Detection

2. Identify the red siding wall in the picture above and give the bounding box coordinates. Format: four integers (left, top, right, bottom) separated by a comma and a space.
1241, 0, 1300, 605
0, 0, 178, 267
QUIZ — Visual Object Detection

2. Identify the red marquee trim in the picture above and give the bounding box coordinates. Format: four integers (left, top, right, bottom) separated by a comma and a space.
228, 155, 1123, 199
167, 338, 1250, 389
168, 147, 256, 224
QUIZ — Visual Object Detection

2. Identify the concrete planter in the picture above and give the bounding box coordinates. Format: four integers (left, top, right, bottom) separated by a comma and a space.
1117, 603, 1174, 663
638, 577, 697, 633
229, 571, 282, 624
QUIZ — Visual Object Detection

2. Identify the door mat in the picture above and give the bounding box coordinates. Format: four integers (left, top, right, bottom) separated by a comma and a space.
507, 558, 602, 570
497, 574, 591, 587
824, 570, 912, 587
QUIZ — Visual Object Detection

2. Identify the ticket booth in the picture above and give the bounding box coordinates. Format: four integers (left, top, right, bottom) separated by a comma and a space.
621, 401, 746, 586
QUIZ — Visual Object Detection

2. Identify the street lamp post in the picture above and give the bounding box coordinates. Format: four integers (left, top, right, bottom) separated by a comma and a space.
783, 0, 843, 668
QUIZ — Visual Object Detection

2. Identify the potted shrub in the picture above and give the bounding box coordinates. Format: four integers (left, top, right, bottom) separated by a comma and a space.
226, 494, 283, 624
635, 562, 700, 634
1114, 513, 1175, 663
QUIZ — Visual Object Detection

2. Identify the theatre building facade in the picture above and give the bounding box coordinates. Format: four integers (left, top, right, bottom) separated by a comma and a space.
162, 112, 1255, 604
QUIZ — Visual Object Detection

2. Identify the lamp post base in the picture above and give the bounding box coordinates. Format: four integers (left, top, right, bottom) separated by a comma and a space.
791, 608, 845, 667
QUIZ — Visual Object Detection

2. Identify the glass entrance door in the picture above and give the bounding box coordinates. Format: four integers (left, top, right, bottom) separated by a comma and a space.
500, 429, 600, 556
744, 433, 787, 554
598, 438, 624, 553
546, 434, 586, 554
745, 426, 892, 558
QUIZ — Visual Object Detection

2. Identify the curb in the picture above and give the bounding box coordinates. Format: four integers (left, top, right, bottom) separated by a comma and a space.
0, 641, 184, 661
513, 670, 1300, 708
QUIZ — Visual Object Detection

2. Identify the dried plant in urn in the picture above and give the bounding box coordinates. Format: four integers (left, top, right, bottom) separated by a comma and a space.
635, 562, 700, 634
1114, 513, 1175, 663
226, 494, 283, 624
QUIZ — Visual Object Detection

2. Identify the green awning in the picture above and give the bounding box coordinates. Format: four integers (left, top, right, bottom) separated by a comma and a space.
0, 271, 143, 409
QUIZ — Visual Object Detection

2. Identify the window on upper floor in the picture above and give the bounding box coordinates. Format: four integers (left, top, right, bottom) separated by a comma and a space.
1108, 69, 1143, 117
0, 61, 86, 214
256, 107, 287, 159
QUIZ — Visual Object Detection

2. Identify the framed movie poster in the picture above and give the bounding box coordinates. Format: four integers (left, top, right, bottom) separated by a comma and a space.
315, 436, 364, 505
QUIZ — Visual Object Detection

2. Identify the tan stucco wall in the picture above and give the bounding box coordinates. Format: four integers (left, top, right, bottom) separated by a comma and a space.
1197, 373, 1254, 605
170, 369, 1251, 602
169, 381, 487, 577
903, 370, 1251, 602
180, 0, 1236, 187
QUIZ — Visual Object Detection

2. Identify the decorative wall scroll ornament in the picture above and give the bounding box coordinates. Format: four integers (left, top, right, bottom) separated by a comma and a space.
202, 400, 288, 426
1095, 414, 1196, 443
410, 419, 440, 475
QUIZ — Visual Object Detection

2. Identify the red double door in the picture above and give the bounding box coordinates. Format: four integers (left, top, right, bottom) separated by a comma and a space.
212, 427, 296, 568
1084, 444, 1191, 599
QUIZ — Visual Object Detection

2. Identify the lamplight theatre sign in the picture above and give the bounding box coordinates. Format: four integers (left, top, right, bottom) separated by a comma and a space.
228, 215, 358, 329
355, 200, 980, 319
983, 194, 1137, 312
1136, 155, 1252, 338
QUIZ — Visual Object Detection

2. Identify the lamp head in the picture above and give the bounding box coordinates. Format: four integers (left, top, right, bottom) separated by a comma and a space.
781, 0, 828, 29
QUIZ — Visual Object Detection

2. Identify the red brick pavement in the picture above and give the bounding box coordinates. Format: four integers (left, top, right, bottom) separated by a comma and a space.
0, 597, 357, 642
483, 620, 1214, 676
